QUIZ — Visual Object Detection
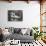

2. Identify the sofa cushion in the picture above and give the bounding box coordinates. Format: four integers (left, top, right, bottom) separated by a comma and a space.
14, 28, 21, 33
21, 28, 27, 35
8, 27, 14, 34
8, 33, 34, 43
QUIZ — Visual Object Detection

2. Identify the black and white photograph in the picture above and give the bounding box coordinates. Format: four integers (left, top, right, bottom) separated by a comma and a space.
8, 10, 23, 21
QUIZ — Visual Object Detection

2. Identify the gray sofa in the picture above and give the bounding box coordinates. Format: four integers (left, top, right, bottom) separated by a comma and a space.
3, 28, 34, 43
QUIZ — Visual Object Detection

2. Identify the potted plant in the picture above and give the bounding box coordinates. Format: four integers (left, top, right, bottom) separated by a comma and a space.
32, 27, 43, 40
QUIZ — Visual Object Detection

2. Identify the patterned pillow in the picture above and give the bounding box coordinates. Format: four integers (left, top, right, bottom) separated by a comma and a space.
8, 27, 14, 34
14, 28, 21, 33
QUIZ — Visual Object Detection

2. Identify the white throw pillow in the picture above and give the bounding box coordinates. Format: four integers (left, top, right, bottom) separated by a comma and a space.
2, 29, 10, 36
21, 28, 27, 35
25, 28, 30, 35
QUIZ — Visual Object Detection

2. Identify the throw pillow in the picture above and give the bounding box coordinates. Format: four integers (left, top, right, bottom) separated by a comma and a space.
21, 28, 27, 35
14, 28, 21, 34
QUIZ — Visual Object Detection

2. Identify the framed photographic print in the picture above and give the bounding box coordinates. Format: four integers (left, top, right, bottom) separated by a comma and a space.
8, 10, 23, 21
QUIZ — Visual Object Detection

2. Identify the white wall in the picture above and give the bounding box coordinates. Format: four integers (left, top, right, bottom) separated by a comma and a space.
0, 1, 40, 28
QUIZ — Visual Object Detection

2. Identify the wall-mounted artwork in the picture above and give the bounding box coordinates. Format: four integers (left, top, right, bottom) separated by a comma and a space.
8, 10, 23, 21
